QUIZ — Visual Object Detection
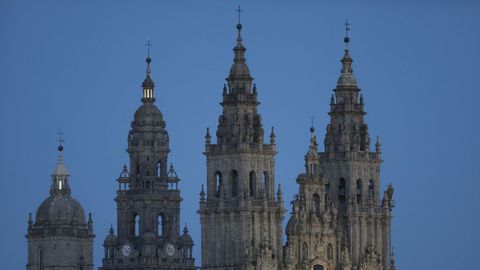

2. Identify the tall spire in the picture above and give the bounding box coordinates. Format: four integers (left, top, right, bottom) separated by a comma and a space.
337, 20, 357, 87
142, 40, 155, 103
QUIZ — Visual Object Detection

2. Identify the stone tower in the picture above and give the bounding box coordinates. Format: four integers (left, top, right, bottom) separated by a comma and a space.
283, 27, 395, 270
99, 55, 195, 270
198, 19, 286, 270
26, 144, 94, 270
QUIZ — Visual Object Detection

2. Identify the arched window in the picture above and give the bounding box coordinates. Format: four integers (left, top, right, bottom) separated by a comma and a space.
313, 265, 324, 270
58, 180, 63, 190
157, 214, 164, 237
134, 214, 140, 236
313, 193, 321, 217
357, 179, 362, 202
327, 243, 333, 260
249, 171, 256, 197
338, 178, 346, 201
215, 172, 222, 198
231, 170, 239, 197
156, 161, 162, 177
261, 172, 269, 197
369, 179, 374, 198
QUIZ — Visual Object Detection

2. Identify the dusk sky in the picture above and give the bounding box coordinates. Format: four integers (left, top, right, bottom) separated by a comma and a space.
1, 0, 479, 269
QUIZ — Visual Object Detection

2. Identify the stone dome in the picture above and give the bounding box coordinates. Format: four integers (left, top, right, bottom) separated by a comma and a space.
133, 103, 165, 128
229, 62, 251, 78
337, 72, 357, 87
35, 195, 86, 227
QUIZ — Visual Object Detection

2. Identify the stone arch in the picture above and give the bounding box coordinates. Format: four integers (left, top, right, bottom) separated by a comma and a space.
356, 179, 363, 202
214, 171, 222, 198
230, 170, 239, 197
249, 171, 256, 196
368, 179, 375, 198
156, 161, 162, 177
261, 171, 269, 197
157, 213, 164, 237
338, 178, 346, 201
313, 193, 321, 217
132, 213, 140, 236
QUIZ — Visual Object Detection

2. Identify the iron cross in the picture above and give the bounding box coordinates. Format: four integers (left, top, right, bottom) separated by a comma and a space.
236, 5, 243, 24
57, 130, 65, 146
145, 39, 152, 58
344, 19, 351, 38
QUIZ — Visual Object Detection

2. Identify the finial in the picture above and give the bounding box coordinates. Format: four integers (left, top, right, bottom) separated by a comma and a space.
223, 84, 227, 94
277, 184, 283, 201
88, 213, 93, 227
28, 213, 33, 228
109, 223, 114, 234
309, 116, 315, 133
270, 127, 276, 144
57, 130, 65, 152
344, 19, 351, 46
375, 136, 382, 153
235, 6, 243, 41
200, 184, 205, 201
253, 83, 257, 94
145, 39, 152, 60
205, 127, 211, 144
183, 222, 189, 234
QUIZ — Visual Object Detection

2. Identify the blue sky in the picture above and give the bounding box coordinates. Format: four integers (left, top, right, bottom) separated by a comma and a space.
1, 0, 479, 269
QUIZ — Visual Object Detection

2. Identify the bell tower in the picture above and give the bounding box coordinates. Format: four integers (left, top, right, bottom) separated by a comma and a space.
283, 22, 395, 270
198, 8, 286, 270
100, 50, 195, 270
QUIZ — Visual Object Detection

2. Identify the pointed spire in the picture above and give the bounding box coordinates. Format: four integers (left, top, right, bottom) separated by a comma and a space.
109, 223, 115, 235
183, 222, 189, 234
142, 40, 155, 103
270, 126, 276, 145
277, 184, 283, 201
87, 213, 93, 228
200, 184, 205, 202
337, 20, 357, 87
205, 127, 211, 144
375, 136, 382, 153
28, 213, 33, 229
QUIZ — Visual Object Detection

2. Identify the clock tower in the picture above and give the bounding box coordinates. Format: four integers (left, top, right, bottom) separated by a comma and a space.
99, 53, 195, 270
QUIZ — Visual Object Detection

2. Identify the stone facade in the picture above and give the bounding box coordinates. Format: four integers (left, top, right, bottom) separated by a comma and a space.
198, 22, 286, 270
282, 39, 395, 270
26, 147, 94, 270
99, 57, 195, 270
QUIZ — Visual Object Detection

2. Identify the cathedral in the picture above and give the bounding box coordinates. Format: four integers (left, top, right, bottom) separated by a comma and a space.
26, 13, 395, 270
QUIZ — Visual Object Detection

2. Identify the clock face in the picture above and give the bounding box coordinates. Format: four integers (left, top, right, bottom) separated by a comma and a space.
165, 243, 175, 257
121, 244, 131, 257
